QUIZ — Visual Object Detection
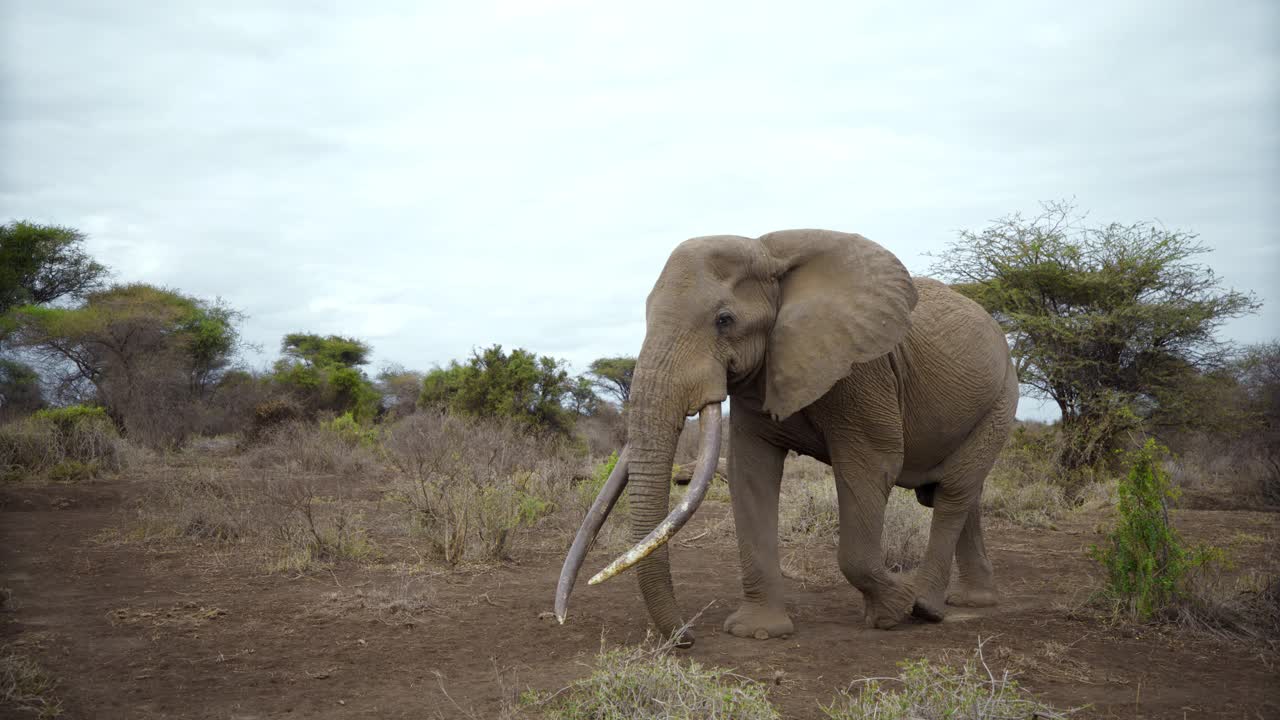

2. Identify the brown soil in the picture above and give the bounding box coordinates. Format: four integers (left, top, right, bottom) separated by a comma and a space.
2, 479, 1277, 719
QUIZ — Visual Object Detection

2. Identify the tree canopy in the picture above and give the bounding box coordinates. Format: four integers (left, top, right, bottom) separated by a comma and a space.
7, 283, 243, 443
586, 356, 636, 406
272, 333, 379, 423
419, 344, 580, 434
930, 201, 1260, 466
281, 333, 371, 368
0, 221, 109, 316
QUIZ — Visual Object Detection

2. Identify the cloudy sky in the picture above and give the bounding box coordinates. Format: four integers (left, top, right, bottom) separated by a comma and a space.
3, 1, 1277, 419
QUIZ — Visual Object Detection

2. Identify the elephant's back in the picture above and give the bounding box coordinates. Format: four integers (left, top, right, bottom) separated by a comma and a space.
899, 277, 1015, 468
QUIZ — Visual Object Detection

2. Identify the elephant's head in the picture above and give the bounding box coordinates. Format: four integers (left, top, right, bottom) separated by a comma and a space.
556, 229, 918, 644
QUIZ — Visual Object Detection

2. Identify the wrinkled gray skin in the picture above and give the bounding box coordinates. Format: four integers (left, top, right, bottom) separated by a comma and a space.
620, 229, 1017, 644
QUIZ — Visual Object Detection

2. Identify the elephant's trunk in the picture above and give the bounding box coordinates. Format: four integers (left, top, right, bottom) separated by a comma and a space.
579, 354, 722, 645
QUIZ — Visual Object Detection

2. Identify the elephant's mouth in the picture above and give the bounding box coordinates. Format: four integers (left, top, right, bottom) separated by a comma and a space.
553, 402, 723, 624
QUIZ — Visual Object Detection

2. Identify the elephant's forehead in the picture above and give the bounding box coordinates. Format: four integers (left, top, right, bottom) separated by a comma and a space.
659, 235, 765, 287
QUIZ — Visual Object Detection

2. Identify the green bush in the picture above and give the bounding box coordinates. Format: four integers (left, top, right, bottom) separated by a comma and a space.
32, 404, 110, 430
0, 404, 121, 481
1090, 439, 1221, 620
578, 450, 620, 509
324, 412, 379, 447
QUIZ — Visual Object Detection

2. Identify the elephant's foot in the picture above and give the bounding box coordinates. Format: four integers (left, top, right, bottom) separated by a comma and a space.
723, 603, 793, 639
862, 580, 916, 630
947, 586, 999, 608
911, 591, 947, 623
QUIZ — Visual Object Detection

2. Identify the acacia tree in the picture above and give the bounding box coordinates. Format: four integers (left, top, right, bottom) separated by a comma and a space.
586, 356, 636, 406
1, 220, 111, 414
0, 221, 109, 316
9, 283, 243, 444
930, 201, 1259, 467
271, 333, 380, 422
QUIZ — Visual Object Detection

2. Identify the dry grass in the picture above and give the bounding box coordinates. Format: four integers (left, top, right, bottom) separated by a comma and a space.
1, 647, 62, 719
314, 575, 442, 625
778, 456, 931, 581
0, 408, 123, 483
240, 419, 379, 481
1175, 570, 1280, 650
523, 631, 779, 720
123, 411, 592, 573
1164, 432, 1279, 509
821, 638, 1076, 719
126, 459, 378, 573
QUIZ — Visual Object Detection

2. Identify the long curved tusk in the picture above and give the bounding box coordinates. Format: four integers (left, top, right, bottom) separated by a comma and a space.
554, 447, 630, 624
588, 403, 722, 586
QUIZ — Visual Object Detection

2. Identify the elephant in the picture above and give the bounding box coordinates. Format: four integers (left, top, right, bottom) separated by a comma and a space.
556, 229, 1018, 646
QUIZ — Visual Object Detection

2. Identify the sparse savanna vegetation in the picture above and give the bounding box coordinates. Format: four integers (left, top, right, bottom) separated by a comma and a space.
3, 211, 1277, 718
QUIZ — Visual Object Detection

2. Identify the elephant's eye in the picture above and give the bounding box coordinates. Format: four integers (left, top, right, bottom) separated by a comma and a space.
715, 311, 735, 331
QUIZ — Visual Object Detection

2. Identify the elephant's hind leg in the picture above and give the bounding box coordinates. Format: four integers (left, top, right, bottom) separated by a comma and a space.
909, 405, 1009, 622
947, 501, 998, 607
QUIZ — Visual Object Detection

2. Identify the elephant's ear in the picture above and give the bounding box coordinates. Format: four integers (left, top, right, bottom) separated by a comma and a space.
758, 229, 917, 420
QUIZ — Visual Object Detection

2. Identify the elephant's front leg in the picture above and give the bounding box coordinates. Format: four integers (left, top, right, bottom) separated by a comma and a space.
722, 420, 791, 639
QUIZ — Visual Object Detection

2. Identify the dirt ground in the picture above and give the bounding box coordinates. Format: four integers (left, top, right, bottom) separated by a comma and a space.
2, 477, 1277, 720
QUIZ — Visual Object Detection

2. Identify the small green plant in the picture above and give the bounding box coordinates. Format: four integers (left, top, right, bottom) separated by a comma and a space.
1090, 438, 1221, 620
526, 632, 779, 720
579, 451, 620, 509
324, 412, 379, 447
47, 460, 99, 483
821, 643, 1073, 719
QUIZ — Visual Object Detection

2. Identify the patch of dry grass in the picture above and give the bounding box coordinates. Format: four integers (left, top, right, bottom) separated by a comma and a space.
523, 631, 779, 720
314, 576, 442, 625
822, 638, 1076, 719
0, 408, 124, 483
1175, 570, 1279, 650
1164, 432, 1279, 509
126, 461, 378, 573
778, 456, 930, 581
1, 647, 62, 719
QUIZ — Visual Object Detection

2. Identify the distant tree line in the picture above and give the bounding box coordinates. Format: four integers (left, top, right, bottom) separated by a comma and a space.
0, 219, 636, 448
3, 208, 1272, 476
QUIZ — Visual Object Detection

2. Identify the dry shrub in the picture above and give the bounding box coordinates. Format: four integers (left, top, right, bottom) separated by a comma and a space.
129, 466, 375, 572
982, 421, 1101, 527
779, 457, 930, 575
1163, 431, 1278, 509
576, 404, 626, 459
1176, 570, 1279, 649
381, 411, 574, 565
239, 418, 378, 481
982, 480, 1067, 529
240, 397, 304, 447
0, 406, 123, 482
881, 489, 931, 573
